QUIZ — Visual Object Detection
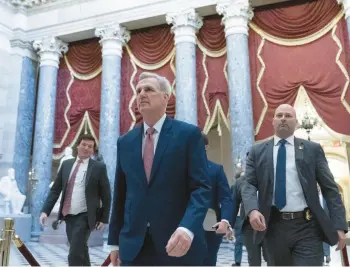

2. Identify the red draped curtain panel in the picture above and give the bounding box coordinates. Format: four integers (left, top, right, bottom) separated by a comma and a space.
249, 0, 350, 141
197, 15, 230, 134
53, 38, 102, 159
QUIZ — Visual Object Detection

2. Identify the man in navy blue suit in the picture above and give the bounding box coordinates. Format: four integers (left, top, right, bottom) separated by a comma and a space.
108, 72, 211, 266
201, 134, 233, 266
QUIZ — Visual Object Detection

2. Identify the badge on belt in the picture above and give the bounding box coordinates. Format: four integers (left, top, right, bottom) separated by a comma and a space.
305, 209, 312, 221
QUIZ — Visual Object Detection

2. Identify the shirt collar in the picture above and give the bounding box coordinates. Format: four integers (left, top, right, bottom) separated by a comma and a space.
77, 157, 89, 164
274, 135, 294, 146
143, 114, 166, 135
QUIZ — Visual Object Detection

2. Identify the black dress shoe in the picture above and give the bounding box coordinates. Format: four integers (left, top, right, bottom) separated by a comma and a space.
232, 263, 241, 266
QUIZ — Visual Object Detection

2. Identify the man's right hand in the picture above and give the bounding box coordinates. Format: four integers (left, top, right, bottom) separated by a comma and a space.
110, 250, 121, 266
249, 210, 266, 231
39, 212, 48, 226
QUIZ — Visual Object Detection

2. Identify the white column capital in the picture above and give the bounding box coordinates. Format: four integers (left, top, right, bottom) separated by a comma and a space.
33, 37, 68, 68
216, 0, 253, 37
95, 24, 130, 57
166, 9, 203, 45
338, 0, 350, 18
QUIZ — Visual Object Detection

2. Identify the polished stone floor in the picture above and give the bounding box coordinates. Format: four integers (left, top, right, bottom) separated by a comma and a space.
8, 240, 348, 266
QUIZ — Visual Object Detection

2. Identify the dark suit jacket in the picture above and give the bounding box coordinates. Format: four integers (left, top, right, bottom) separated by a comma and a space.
42, 158, 111, 229
232, 176, 245, 221
108, 117, 211, 264
207, 160, 233, 225
241, 137, 347, 246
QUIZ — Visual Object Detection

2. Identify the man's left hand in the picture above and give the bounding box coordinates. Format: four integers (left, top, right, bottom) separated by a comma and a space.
95, 222, 105, 231
166, 229, 192, 257
336, 230, 346, 251
212, 221, 230, 235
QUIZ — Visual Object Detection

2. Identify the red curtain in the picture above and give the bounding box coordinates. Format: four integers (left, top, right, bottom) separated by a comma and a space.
253, 0, 340, 38
197, 15, 229, 131
53, 0, 350, 158
53, 39, 102, 157
249, 0, 350, 140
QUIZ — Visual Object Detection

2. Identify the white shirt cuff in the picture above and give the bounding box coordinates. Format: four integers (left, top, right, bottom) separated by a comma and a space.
107, 245, 119, 252
221, 219, 230, 227
177, 227, 194, 240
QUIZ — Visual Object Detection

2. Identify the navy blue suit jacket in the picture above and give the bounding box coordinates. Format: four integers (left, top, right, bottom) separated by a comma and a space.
207, 160, 233, 225
108, 117, 211, 264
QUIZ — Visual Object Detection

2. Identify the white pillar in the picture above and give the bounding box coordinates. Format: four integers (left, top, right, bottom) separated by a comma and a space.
166, 9, 203, 125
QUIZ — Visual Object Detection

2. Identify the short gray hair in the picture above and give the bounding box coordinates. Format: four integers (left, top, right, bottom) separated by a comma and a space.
138, 72, 172, 96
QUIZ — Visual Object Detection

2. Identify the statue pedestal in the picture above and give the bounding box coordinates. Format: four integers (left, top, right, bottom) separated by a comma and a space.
39, 213, 104, 247
0, 214, 31, 242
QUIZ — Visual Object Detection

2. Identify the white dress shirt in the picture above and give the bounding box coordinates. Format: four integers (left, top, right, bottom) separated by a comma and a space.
273, 135, 307, 212
319, 193, 324, 208
67, 157, 89, 215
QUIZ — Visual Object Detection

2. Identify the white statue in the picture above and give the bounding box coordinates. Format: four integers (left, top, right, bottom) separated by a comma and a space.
51, 147, 74, 213
0, 168, 26, 214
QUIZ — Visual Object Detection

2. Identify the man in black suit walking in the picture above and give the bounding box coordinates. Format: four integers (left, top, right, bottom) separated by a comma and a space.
40, 134, 111, 266
233, 170, 267, 266
202, 134, 233, 266
241, 104, 347, 266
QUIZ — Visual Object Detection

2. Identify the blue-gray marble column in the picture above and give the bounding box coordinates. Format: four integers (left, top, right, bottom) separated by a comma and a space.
339, 0, 350, 37
217, 1, 255, 171
13, 57, 38, 195
95, 24, 130, 197
166, 9, 203, 125
30, 37, 68, 239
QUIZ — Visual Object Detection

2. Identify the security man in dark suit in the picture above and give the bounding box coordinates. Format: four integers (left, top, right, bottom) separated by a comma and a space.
202, 134, 233, 266
241, 104, 347, 266
233, 171, 267, 266
40, 134, 111, 266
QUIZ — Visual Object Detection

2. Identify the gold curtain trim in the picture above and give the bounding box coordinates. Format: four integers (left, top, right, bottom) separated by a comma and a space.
197, 40, 226, 57
125, 44, 175, 70
128, 58, 138, 131
64, 55, 102, 80
331, 24, 350, 116
170, 53, 176, 97
85, 112, 99, 145
254, 38, 268, 136
203, 99, 230, 136
201, 52, 212, 134
53, 72, 74, 149
52, 112, 96, 159
224, 60, 228, 84
249, 9, 345, 46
